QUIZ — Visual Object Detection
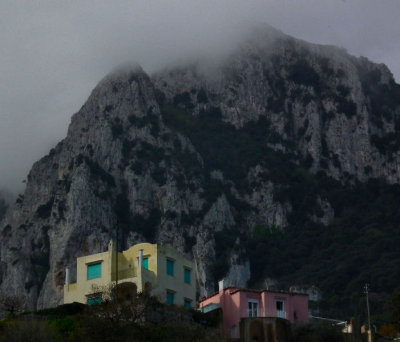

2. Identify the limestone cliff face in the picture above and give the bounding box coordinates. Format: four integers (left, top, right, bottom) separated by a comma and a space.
0, 194, 8, 223
1, 27, 399, 309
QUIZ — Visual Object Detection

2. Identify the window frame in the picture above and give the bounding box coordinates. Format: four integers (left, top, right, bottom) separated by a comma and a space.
184, 268, 191, 284
87, 295, 102, 306
184, 298, 192, 309
276, 300, 285, 318
248, 299, 259, 318
166, 258, 174, 276
166, 290, 175, 305
142, 257, 149, 270
276, 300, 284, 311
87, 262, 102, 280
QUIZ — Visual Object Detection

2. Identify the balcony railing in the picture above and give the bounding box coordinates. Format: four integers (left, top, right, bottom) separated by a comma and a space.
112, 268, 136, 281
276, 310, 287, 319
265, 309, 288, 319
248, 309, 257, 318
246, 309, 288, 320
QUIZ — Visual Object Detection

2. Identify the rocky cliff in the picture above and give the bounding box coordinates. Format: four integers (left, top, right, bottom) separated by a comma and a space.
0, 194, 8, 223
1, 26, 400, 311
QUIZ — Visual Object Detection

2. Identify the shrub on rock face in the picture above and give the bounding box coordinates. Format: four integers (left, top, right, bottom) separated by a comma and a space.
35, 198, 54, 219
336, 97, 357, 118
289, 61, 321, 90
197, 88, 208, 103
173, 92, 193, 109
111, 122, 123, 138
392, 286, 400, 330
132, 209, 161, 242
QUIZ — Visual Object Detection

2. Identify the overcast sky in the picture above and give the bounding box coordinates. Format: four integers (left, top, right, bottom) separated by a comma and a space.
1, 0, 399, 195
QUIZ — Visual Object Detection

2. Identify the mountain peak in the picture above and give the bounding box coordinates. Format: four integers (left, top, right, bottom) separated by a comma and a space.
1, 29, 399, 317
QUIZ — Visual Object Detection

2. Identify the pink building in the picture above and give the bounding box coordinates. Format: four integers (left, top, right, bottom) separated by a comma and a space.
199, 285, 309, 339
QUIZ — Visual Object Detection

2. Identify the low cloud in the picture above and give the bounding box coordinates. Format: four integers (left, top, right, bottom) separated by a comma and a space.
0, 0, 399, 193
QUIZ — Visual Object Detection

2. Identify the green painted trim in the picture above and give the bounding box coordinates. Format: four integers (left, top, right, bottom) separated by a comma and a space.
166, 259, 174, 276
87, 263, 102, 280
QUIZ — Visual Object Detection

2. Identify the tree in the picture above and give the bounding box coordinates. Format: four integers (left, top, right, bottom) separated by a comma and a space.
392, 285, 400, 330
75, 283, 222, 342
88, 282, 154, 323
74, 283, 157, 342
0, 293, 26, 317
379, 324, 397, 339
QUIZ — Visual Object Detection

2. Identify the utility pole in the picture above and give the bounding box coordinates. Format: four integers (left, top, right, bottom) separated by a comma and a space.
115, 225, 119, 290
364, 284, 373, 342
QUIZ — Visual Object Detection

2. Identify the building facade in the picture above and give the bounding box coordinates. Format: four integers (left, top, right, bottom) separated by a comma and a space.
199, 285, 308, 339
64, 241, 196, 308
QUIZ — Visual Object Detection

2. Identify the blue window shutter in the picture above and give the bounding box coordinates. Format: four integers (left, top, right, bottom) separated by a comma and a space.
166, 259, 174, 276
88, 296, 101, 306
184, 269, 191, 284
184, 299, 191, 308
142, 257, 149, 270
166, 291, 174, 305
87, 263, 102, 279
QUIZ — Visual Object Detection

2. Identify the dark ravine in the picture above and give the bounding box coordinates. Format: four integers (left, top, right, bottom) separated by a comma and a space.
1, 26, 399, 320
0, 195, 8, 223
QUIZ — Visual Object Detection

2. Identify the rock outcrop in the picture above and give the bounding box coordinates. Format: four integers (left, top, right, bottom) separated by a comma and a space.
1, 26, 400, 309
0, 194, 8, 223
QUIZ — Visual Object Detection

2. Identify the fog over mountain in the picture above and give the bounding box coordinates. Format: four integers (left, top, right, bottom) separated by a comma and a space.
1, 0, 399, 194
1, 23, 400, 317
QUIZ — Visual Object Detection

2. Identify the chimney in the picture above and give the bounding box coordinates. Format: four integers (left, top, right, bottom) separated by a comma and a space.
65, 267, 70, 285
218, 279, 224, 292
108, 240, 114, 252
138, 249, 144, 268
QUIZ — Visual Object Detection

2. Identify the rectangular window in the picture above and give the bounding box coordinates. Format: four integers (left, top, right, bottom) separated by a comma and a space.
248, 300, 258, 317
166, 291, 175, 305
166, 259, 174, 276
87, 262, 101, 280
87, 296, 101, 306
276, 300, 284, 318
231, 325, 237, 339
184, 299, 192, 309
142, 257, 149, 270
184, 268, 191, 284
276, 300, 283, 311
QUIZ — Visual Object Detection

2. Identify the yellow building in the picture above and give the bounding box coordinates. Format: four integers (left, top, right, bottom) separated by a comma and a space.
64, 241, 196, 308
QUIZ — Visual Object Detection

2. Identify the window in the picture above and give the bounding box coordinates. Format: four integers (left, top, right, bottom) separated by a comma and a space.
87, 262, 101, 280
184, 299, 192, 309
166, 259, 174, 276
248, 300, 258, 317
87, 296, 101, 306
166, 291, 175, 305
142, 257, 149, 270
276, 300, 284, 318
231, 325, 237, 338
276, 300, 284, 311
184, 268, 191, 284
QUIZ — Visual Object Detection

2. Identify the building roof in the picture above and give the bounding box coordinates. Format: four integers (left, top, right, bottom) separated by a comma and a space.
199, 286, 309, 303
